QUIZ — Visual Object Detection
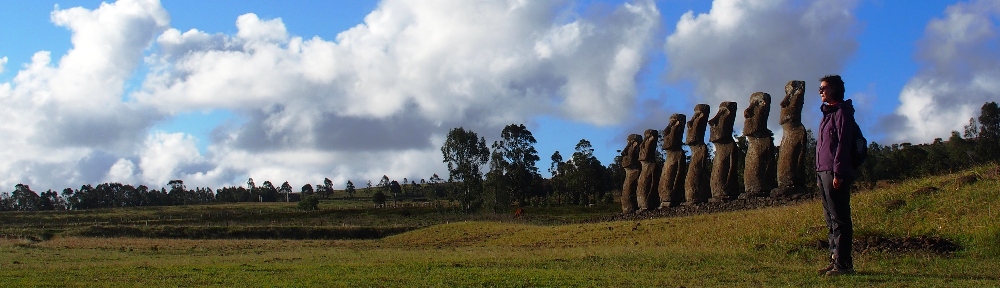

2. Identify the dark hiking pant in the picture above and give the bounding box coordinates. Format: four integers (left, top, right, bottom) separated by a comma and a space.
818, 171, 853, 270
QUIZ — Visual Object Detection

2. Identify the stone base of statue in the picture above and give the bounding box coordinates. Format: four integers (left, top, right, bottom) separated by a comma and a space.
770, 185, 807, 198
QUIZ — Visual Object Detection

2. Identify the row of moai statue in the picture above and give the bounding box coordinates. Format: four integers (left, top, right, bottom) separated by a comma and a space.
621, 80, 808, 213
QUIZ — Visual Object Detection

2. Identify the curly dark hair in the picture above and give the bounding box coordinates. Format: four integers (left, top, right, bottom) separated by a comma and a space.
820, 74, 845, 101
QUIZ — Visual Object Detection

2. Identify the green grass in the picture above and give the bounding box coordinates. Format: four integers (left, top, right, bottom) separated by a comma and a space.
1, 164, 998, 286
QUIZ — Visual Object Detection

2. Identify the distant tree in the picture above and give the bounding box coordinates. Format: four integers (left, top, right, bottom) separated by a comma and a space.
607, 151, 625, 196
372, 190, 387, 208
345, 180, 356, 198
549, 153, 571, 205
236, 186, 250, 202
964, 117, 980, 139
301, 184, 314, 196
389, 180, 402, 198
0, 191, 12, 211
977, 101, 1000, 162
378, 175, 391, 194
39, 189, 63, 211
245, 178, 258, 201
366, 180, 373, 193
426, 174, 445, 200
549, 151, 563, 177
12, 184, 40, 211
441, 127, 490, 212
947, 131, 975, 166
402, 178, 409, 195
197, 186, 215, 203
567, 139, 605, 205
485, 146, 506, 212
216, 186, 239, 203
260, 181, 278, 202
925, 138, 952, 174
167, 180, 186, 205
280, 181, 293, 202
494, 124, 541, 205
60, 188, 75, 210
323, 178, 334, 198
297, 195, 320, 210
314, 184, 329, 199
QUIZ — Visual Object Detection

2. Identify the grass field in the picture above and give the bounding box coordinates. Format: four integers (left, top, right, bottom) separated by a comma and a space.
1, 164, 998, 287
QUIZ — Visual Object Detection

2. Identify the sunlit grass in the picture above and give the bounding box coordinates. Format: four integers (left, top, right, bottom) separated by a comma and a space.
1, 164, 998, 286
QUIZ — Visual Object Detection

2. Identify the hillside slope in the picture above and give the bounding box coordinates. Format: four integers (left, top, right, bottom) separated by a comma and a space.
385, 164, 998, 255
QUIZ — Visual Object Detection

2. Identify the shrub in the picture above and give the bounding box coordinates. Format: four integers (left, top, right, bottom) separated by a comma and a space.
297, 195, 319, 211
372, 191, 387, 207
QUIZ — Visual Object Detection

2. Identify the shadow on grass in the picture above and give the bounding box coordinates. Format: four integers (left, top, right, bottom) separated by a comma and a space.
848, 270, 1000, 283
68, 225, 417, 240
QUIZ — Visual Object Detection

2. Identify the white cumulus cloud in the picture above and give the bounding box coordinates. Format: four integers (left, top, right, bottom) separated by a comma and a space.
1, 0, 663, 191
139, 131, 206, 187
127, 0, 661, 188
886, 0, 1000, 143
105, 158, 138, 184
0, 0, 169, 190
664, 0, 859, 134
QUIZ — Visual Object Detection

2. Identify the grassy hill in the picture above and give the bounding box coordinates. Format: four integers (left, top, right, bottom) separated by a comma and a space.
1, 164, 997, 286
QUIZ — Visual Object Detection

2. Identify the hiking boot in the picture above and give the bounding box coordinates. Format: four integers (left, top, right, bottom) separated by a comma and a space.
825, 267, 855, 276
817, 263, 835, 275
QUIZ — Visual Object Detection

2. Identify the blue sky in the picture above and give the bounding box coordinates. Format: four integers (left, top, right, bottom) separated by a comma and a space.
1, 0, 997, 191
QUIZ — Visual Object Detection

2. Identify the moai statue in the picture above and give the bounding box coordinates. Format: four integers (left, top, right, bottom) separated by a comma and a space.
658, 114, 687, 208
744, 92, 771, 137
684, 104, 711, 205
741, 92, 777, 199
772, 80, 809, 197
636, 129, 661, 211
709, 101, 739, 202
621, 134, 642, 213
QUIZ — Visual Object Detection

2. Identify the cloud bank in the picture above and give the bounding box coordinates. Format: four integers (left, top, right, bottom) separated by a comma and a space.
664, 0, 859, 134
886, 0, 1000, 143
0, 0, 168, 190
4, 0, 992, 193
0, 0, 661, 190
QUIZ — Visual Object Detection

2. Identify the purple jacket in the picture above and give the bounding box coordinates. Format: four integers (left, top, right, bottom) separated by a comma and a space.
816, 99, 856, 179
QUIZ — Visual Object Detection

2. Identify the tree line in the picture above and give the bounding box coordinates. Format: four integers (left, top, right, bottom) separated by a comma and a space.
855, 102, 1000, 186
2, 102, 997, 213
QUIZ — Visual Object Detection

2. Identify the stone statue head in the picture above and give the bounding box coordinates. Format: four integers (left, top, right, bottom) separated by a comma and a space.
627, 133, 642, 146
709, 101, 738, 143
743, 92, 771, 137
643, 129, 659, 143
622, 133, 643, 167
640, 129, 660, 161
662, 113, 686, 151
686, 104, 710, 145
780, 80, 805, 126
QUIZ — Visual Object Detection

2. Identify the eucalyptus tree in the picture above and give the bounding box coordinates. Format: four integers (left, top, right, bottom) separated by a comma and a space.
280, 181, 293, 202
345, 180, 356, 198
441, 127, 489, 212
494, 124, 541, 205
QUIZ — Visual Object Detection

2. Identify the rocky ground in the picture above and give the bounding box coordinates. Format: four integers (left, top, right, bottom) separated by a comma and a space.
850, 235, 960, 255
596, 192, 818, 222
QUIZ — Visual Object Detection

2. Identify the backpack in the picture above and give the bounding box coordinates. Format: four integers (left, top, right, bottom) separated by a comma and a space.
849, 119, 867, 168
